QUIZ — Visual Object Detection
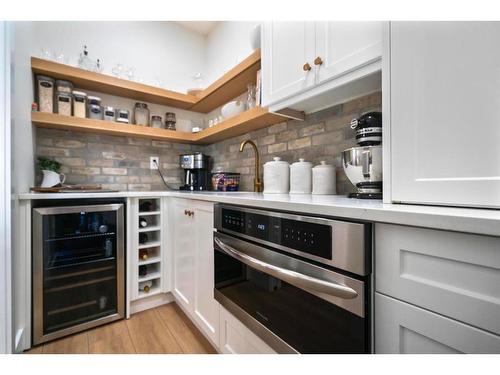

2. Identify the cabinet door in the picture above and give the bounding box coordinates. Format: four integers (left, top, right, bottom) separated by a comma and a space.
315, 21, 382, 84
261, 21, 316, 107
219, 307, 276, 354
390, 22, 500, 208
192, 202, 220, 346
172, 199, 195, 312
375, 293, 500, 354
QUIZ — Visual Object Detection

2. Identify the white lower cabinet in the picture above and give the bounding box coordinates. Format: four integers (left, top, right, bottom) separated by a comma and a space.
219, 307, 276, 354
171, 198, 220, 347
375, 293, 500, 354
375, 223, 500, 353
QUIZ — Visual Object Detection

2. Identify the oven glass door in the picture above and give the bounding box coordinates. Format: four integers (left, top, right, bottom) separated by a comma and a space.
214, 232, 369, 354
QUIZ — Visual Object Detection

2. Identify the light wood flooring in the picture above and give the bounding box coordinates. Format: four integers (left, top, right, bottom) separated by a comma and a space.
26, 303, 216, 354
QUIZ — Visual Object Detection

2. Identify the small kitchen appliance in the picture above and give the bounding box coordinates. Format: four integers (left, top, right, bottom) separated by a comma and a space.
349, 111, 382, 146
179, 152, 210, 191
342, 111, 383, 199
342, 145, 382, 199
32, 199, 125, 345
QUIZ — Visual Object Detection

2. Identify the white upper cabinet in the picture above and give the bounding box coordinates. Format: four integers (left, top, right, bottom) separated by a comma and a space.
262, 21, 382, 113
315, 21, 382, 84
390, 22, 500, 208
261, 22, 316, 106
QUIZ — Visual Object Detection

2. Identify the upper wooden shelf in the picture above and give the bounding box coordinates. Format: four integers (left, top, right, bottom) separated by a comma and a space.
31, 107, 288, 145
31, 49, 261, 113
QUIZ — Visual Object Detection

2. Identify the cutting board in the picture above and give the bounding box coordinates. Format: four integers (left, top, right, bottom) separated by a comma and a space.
30, 184, 115, 193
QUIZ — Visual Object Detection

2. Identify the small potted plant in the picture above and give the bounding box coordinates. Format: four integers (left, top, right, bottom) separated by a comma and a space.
38, 157, 66, 187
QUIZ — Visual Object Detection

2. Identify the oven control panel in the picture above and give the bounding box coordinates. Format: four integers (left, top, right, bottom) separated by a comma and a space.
220, 208, 332, 260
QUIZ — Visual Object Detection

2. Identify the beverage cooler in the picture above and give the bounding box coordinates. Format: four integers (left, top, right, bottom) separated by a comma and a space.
32, 201, 125, 345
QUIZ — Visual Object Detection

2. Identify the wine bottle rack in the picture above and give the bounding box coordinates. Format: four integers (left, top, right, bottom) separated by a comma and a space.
133, 198, 163, 300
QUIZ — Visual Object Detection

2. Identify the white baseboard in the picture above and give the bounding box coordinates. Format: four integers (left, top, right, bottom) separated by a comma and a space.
130, 292, 174, 315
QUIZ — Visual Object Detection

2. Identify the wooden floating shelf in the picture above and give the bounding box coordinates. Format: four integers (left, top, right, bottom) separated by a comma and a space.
32, 107, 290, 145
190, 50, 261, 113
31, 49, 261, 114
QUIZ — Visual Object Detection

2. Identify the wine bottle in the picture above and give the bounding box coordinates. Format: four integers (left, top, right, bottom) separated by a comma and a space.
139, 265, 148, 277
139, 217, 148, 228
139, 201, 155, 212
139, 249, 148, 260
139, 232, 148, 244
140, 280, 153, 293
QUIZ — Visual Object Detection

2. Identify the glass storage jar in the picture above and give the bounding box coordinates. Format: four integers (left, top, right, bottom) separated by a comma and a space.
36, 75, 55, 113
151, 115, 163, 128
116, 109, 130, 124
55, 79, 74, 93
165, 112, 176, 130
72, 91, 87, 118
103, 106, 115, 121
134, 102, 150, 126
56, 91, 72, 116
87, 96, 102, 119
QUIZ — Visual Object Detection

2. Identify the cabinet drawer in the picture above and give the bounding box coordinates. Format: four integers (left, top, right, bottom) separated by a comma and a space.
375, 223, 500, 335
375, 293, 500, 353
219, 307, 276, 354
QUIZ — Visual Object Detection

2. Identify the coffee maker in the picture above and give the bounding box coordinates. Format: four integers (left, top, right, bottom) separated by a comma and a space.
179, 153, 210, 191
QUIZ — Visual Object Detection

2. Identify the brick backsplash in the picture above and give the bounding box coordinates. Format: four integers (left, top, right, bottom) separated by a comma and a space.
35, 128, 204, 191
35, 91, 381, 193
206, 91, 382, 194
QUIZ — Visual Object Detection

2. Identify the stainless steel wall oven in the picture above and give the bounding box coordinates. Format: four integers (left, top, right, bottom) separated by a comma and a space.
32, 199, 125, 345
214, 204, 372, 353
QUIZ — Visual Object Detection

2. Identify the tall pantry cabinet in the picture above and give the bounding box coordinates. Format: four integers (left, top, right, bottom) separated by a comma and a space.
387, 22, 500, 208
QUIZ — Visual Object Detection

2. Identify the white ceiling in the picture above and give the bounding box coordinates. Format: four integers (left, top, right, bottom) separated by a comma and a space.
176, 21, 219, 35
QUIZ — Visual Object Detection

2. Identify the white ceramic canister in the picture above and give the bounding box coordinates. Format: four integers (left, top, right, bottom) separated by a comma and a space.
263, 157, 290, 193
312, 161, 337, 195
290, 158, 312, 194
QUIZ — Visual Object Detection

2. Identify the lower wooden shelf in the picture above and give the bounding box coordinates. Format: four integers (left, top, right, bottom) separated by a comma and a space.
31, 107, 297, 145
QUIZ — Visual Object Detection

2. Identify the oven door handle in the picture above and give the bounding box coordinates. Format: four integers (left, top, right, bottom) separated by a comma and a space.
214, 236, 358, 300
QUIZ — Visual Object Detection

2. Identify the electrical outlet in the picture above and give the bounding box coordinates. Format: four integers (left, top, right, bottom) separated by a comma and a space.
150, 156, 159, 170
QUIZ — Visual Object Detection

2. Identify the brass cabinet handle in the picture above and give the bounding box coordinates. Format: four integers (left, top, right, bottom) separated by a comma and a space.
303, 62, 312, 71
314, 56, 323, 66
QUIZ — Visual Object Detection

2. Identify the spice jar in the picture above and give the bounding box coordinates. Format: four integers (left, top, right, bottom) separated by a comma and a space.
151, 115, 163, 128
72, 91, 87, 118
165, 112, 176, 130
103, 106, 115, 121
134, 102, 150, 126
116, 109, 130, 124
55, 79, 74, 93
36, 75, 55, 113
56, 91, 72, 116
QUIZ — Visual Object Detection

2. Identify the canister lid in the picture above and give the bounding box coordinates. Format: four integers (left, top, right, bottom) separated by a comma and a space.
36, 75, 54, 82
72, 90, 87, 97
265, 156, 289, 165
291, 158, 312, 167
87, 95, 101, 102
314, 160, 334, 169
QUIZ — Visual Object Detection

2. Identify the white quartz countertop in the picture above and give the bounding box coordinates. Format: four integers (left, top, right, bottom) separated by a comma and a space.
18, 190, 500, 237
